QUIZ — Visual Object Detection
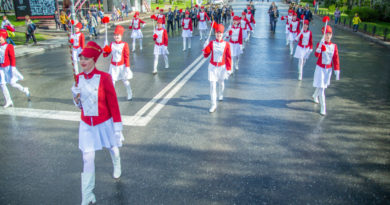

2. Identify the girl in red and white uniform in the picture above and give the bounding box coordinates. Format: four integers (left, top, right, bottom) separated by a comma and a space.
71, 41, 124, 205
152, 19, 169, 74
69, 23, 85, 74
0, 29, 30, 108
182, 11, 193, 51
157, 9, 166, 29
197, 6, 210, 40
312, 25, 340, 115
103, 25, 133, 101
203, 24, 232, 113
246, 10, 256, 33
294, 20, 313, 80
281, 10, 293, 46
129, 11, 146, 51
240, 12, 253, 46
288, 12, 300, 55
226, 16, 243, 71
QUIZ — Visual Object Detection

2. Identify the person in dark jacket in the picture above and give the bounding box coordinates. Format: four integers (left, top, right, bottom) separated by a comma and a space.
303, 5, 313, 22
166, 8, 174, 34
269, 6, 279, 33
173, 6, 181, 30
191, 7, 198, 28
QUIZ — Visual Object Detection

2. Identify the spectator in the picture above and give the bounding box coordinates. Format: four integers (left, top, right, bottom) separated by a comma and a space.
1, 16, 15, 45
90, 5, 98, 21
334, 8, 341, 24
125, 3, 129, 17
54, 10, 61, 30
303, 5, 313, 22
352, 13, 361, 32
25, 15, 37, 45
269, 6, 279, 33
88, 13, 98, 39
296, 5, 303, 18
166, 8, 174, 34
60, 11, 69, 31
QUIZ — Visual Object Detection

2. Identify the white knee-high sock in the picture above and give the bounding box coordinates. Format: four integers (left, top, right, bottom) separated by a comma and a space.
298, 58, 304, 79
286, 34, 289, 45
218, 80, 225, 98
200, 30, 203, 39
234, 56, 239, 69
109, 146, 120, 159
289, 41, 294, 54
1, 84, 12, 104
153, 54, 159, 72
82, 151, 95, 173
319, 88, 326, 114
163, 54, 169, 68
183, 37, 186, 50
10, 82, 25, 93
132, 38, 136, 51
123, 80, 132, 99
139, 39, 143, 49
188, 37, 191, 48
210, 81, 217, 106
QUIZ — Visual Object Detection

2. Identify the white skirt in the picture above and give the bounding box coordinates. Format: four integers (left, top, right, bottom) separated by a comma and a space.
242, 29, 248, 40
79, 118, 124, 152
313, 65, 333, 88
230, 42, 242, 57
289, 32, 298, 41
198, 21, 207, 30
154, 44, 169, 55
182, 29, 192, 38
0, 66, 24, 84
109, 64, 133, 82
208, 63, 228, 82
131, 29, 143, 39
285, 24, 289, 34
294, 46, 311, 59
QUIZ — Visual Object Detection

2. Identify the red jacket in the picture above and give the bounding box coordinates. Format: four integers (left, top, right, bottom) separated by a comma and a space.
314, 41, 340, 70
71, 32, 85, 49
240, 18, 253, 30
75, 68, 122, 128
0, 43, 15, 67
103, 41, 130, 67
297, 30, 313, 49
228, 25, 243, 45
130, 18, 145, 30
197, 12, 210, 21
157, 14, 166, 24
182, 18, 193, 31
153, 28, 168, 46
203, 39, 232, 71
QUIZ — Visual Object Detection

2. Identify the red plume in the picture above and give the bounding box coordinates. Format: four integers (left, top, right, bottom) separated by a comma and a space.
281, 16, 285, 20
321, 44, 326, 52
103, 45, 111, 53
129, 26, 132, 29
150, 14, 156, 20
229, 30, 232, 36
153, 33, 158, 39
231, 12, 234, 16
322, 16, 330, 23
179, 9, 183, 13
300, 14, 304, 20
70, 20, 75, 25
102, 16, 110, 24
203, 46, 211, 53
69, 39, 74, 44
156, 7, 159, 10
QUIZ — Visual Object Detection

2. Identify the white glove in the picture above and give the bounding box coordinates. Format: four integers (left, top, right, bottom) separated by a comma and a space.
203, 40, 209, 48
334, 70, 340, 80
126, 67, 133, 79
71, 85, 82, 109
240, 44, 243, 51
304, 49, 313, 59
114, 131, 124, 145
142, 23, 146, 28
227, 70, 232, 76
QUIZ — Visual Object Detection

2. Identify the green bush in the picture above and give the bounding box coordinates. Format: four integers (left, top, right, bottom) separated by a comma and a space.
328, 4, 336, 12
350, 7, 379, 22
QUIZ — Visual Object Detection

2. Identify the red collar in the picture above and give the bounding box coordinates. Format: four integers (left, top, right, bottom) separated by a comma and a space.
324, 41, 332, 45
215, 39, 224, 43
157, 28, 164, 31
83, 68, 98, 79
0, 42, 7, 46
114, 41, 123, 44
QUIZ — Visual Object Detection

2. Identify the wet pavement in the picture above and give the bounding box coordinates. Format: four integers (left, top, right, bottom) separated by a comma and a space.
0, 0, 389, 204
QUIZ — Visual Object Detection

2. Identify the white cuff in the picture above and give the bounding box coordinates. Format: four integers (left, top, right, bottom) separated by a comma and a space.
334, 70, 340, 80
113, 122, 123, 132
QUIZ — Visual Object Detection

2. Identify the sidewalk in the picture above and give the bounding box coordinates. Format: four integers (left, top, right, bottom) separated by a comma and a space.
13, 11, 151, 58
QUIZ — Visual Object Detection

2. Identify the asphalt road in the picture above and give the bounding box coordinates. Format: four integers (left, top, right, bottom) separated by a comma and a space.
0, 1, 389, 204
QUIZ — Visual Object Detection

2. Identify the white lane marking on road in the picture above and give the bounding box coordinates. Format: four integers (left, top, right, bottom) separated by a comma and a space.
0, 54, 207, 126
138, 57, 208, 126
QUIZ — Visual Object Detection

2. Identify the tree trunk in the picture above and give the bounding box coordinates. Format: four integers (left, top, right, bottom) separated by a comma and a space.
348, 0, 354, 10
358, 0, 361, 7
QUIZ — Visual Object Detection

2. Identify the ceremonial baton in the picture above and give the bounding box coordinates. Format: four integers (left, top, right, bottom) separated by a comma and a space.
102, 16, 110, 46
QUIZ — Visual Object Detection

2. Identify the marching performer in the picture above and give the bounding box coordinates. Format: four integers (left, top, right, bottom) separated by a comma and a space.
288, 12, 300, 55
152, 19, 169, 74
294, 20, 312, 80
240, 12, 253, 45
312, 25, 340, 116
197, 6, 210, 41
203, 24, 232, 113
103, 25, 133, 101
69, 22, 85, 74
226, 16, 243, 71
246, 10, 256, 32
281, 10, 293, 46
129, 11, 146, 51
0, 29, 30, 108
182, 11, 193, 51
71, 41, 124, 205
157, 8, 166, 29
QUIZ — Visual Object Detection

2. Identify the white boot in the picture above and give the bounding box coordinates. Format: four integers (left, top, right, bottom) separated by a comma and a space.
81, 172, 96, 205
200, 31, 203, 40
24, 87, 31, 101
183, 38, 186, 51
110, 152, 121, 179
153, 55, 158, 74
139, 39, 143, 50
235, 56, 239, 70
164, 55, 169, 69
1, 84, 13, 108
312, 88, 320, 104
132, 43, 136, 52
319, 89, 326, 115
124, 81, 132, 101
188, 38, 191, 49
218, 81, 224, 101
289, 41, 294, 55
209, 82, 217, 113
